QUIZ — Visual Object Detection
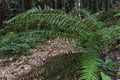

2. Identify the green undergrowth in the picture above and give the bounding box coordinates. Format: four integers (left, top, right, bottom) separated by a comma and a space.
43, 53, 81, 80
0, 30, 55, 58
98, 9, 120, 27
1, 7, 120, 80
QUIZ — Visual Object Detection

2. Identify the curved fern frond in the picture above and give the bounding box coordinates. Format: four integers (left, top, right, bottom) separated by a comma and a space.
80, 47, 99, 80
1, 7, 114, 80
1, 9, 89, 42
2, 8, 100, 80
101, 72, 112, 80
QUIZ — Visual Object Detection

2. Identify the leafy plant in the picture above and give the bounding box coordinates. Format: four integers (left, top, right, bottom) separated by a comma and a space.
99, 56, 117, 76
101, 72, 112, 80
1, 7, 120, 80
43, 53, 80, 80
0, 30, 55, 58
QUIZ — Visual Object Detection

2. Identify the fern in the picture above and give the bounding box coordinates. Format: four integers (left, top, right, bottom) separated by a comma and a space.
1, 7, 120, 80
80, 48, 99, 79
44, 53, 80, 80
101, 72, 112, 80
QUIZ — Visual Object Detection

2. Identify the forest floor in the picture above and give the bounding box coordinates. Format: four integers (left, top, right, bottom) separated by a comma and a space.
0, 37, 120, 80
0, 37, 83, 80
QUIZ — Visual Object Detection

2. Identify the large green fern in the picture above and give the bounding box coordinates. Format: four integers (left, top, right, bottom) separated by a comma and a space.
1, 7, 120, 80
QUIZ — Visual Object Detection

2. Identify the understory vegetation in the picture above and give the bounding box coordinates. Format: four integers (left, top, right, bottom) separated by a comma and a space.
0, 6, 120, 80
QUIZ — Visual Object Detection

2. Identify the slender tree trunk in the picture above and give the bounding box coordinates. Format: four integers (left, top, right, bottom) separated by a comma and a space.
54, 0, 58, 9
0, 0, 2, 27
18, 0, 23, 11
18, 0, 31, 12
24, 0, 31, 10
63, 0, 66, 11
75, 0, 81, 17
1, 0, 10, 19
58, 0, 62, 9
0, 0, 10, 27
105, 0, 110, 11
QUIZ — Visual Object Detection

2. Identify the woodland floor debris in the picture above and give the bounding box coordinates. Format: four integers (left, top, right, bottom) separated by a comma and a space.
0, 37, 120, 80
0, 37, 82, 80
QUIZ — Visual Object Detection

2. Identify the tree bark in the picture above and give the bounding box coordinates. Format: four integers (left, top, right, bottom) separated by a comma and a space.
75, 0, 81, 17
0, 0, 2, 27
24, 0, 31, 10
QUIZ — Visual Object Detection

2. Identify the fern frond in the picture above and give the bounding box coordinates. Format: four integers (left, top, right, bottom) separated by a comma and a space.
79, 46, 99, 80
101, 72, 112, 80
2, 7, 119, 80
2, 8, 85, 36
2, 8, 100, 80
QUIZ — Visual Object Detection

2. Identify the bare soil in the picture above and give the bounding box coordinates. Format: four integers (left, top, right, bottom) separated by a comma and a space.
0, 37, 82, 80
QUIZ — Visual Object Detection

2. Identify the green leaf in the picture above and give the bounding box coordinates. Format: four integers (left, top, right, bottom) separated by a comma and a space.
79, 47, 99, 80
101, 72, 112, 80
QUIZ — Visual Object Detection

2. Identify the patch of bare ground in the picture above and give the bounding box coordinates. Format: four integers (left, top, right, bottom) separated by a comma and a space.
0, 37, 82, 80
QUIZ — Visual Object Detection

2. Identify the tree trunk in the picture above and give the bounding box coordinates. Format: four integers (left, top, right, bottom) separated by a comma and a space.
18, 0, 31, 12
18, 0, 23, 11
105, 0, 108, 10
54, 0, 58, 9
24, 0, 31, 10
0, 0, 2, 27
1, 0, 10, 19
75, 0, 81, 17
